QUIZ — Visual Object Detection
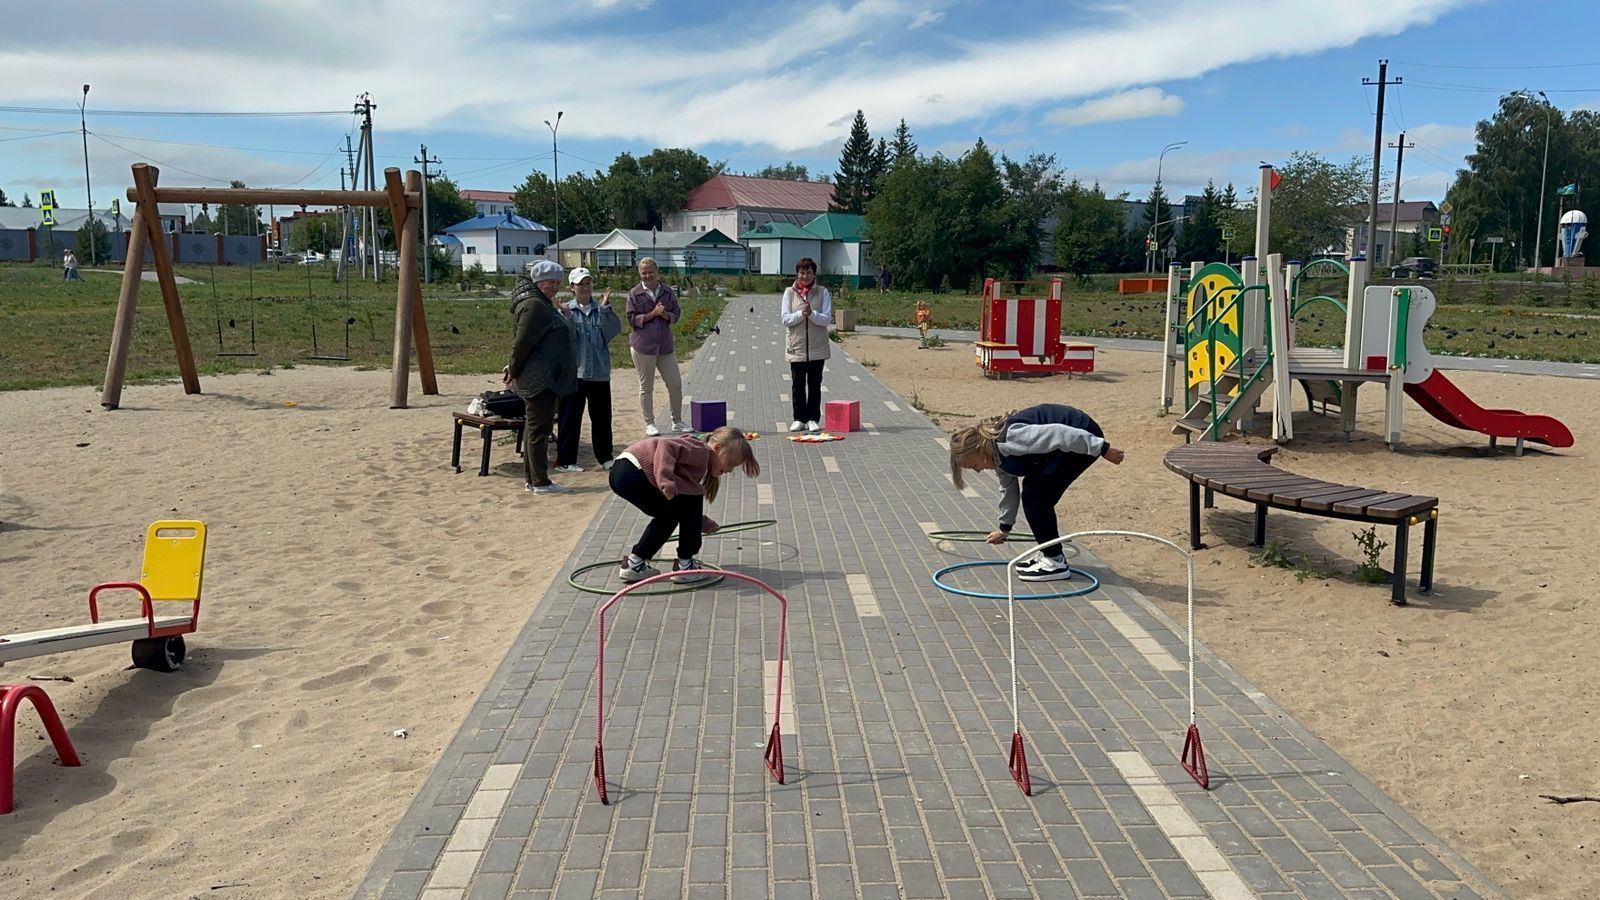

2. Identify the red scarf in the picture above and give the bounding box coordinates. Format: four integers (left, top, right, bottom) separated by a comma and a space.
794, 280, 811, 300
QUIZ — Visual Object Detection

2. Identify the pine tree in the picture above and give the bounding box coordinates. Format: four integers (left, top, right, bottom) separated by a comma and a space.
0, 188, 12, 207
870, 138, 890, 198
22, 193, 34, 208
1142, 184, 1173, 269
1175, 180, 1223, 263
830, 110, 877, 213
891, 118, 917, 164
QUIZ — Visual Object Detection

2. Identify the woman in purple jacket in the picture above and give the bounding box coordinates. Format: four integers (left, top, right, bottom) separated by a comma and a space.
626, 257, 690, 437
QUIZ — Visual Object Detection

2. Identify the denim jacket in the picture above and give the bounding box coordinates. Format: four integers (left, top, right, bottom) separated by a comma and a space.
564, 298, 623, 381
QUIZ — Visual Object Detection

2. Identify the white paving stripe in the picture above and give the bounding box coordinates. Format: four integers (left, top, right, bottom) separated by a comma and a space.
423, 762, 523, 892
763, 659, 797, 733
884, 400, 902, 411
861, 422, 879, 435
779, 393, 790, 402
1106, 750, 1257, 899
821, 385, 831, 392
766, 359, 773, 365
850, 375, 861, 381
1088, 599, 1183, 671
935, 437, 950, 450
782, 374, 791, 381
739, 366, 747, 372
822, 455, 840, 473
845, 573, 882, 618
716, 374, 725, 381
757, 483, 775, 506
944, 473, 981, 499
738, 384, 747, 392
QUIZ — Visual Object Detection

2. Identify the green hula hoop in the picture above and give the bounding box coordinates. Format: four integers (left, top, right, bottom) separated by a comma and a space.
926, 530, 1036, 542
568, 561, 726, 596
666, 519, 778, 541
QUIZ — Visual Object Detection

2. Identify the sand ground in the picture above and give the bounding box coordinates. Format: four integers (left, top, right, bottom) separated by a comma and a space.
0, 334, 1596, 897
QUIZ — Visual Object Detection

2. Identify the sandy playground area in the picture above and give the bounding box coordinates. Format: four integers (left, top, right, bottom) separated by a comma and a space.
0, 335, 1596, 897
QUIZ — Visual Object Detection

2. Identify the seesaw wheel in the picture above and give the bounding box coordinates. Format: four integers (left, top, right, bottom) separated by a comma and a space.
132, 635, 186, 672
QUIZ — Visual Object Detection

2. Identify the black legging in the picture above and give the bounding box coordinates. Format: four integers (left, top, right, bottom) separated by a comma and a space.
609, 457, 703, 561
556, 379, 613, 466
790, 359, 825, 422
1020, 453, 1100, 556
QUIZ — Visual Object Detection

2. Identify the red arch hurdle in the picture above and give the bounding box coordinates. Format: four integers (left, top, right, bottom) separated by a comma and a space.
1, 684, 82, 814
592, 569, 791, 805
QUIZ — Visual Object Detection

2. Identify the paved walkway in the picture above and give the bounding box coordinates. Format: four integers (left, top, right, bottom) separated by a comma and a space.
858, 324, 1600, 380
358, 302, 1499, 899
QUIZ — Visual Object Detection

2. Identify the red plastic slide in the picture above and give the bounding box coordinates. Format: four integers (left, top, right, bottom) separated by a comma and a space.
1404, 370, 1574, 448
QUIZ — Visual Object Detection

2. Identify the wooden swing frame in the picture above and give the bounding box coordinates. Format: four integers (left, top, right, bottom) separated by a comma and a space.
100, 162, 438, 410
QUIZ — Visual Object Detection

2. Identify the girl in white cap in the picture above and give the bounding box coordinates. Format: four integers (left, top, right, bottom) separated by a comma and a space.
553, 267, 623, 472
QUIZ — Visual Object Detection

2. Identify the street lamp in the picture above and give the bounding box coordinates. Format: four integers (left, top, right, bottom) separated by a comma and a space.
79, 84, 95, 265
1513, 90, 1554, 269
543, 110, 563, 262
1149, 141, 1187, 272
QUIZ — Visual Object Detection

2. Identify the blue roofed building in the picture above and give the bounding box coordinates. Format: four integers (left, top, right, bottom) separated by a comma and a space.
440, 211, 553, 273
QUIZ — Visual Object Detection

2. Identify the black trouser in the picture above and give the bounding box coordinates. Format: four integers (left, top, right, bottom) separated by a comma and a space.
790, 359, 825, 423
1021, 454, 1100, 557
609, 457, 702, 560
519, 389, 559, 486
556, 379, 613, 466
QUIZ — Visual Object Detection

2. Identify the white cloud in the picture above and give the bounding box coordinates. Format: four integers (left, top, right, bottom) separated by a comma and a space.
1405, 122, 1476, 148
1044, 88, 1184, 127
910, 10, 945, 28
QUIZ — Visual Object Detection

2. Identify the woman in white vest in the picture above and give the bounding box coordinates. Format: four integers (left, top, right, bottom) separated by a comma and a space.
779, 257, 832, 432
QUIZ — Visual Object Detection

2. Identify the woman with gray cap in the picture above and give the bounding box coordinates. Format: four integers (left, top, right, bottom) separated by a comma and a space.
553, 267, 622, 472
505, 259, 578, 493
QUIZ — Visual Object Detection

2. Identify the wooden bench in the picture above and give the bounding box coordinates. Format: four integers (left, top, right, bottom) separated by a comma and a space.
1163, 444, 1439, 604
451, 412, 524, 476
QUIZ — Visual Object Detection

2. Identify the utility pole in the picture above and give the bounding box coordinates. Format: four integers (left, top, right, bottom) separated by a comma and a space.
1361, 60, 1402, 262
355, 93, 378, 281
79, 84, 95, 266
1386, 132, 1414, 266
415, 144, 441, 283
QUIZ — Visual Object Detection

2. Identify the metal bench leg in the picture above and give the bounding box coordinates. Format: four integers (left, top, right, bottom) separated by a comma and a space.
1392, 518, 1410, 605
479, 426, 493, 476
1203, 486, 1215, 509
1420, 514, 1438, 593
451, 420, 464, 473
1253, 504, 1267, 547
1188, 481, 1203, 550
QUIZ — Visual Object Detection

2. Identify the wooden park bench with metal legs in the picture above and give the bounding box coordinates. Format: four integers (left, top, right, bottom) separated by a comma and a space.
1163, 444, 1439, 605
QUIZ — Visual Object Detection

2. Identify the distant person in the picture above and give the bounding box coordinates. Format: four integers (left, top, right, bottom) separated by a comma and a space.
504, 259, 577, 494
610, 426, 760, 584
626, 257, 689, 436
63, 249, 80, 281
948, 403, 1125, 582
553, 267, 623, 473
780, 257, 832, 432
879, 267, 892, 293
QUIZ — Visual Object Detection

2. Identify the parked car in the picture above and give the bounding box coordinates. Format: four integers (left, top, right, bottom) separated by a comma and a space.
1390, 256, 1436, 279
298, 251, 326, 265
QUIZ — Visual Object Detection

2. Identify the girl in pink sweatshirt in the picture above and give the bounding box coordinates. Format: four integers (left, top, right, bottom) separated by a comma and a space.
609, 426, 761, 584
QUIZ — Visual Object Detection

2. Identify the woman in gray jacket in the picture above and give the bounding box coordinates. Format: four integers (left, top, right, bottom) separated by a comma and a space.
779, 257, 832, 432
554, 267, 623, 472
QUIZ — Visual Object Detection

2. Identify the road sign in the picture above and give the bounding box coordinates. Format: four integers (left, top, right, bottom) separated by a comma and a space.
41, 208, 55, 227
1221, 227, 1236, 241
1439, 200, 1453, 215
1427, 227, 1442, 243
1485, 236, 1505, 244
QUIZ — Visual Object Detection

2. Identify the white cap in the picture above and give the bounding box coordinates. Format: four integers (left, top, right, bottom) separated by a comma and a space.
568, 266, 594, 285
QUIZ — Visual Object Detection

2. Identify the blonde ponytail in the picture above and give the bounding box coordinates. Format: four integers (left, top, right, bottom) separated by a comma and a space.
948, 412, 1011, 490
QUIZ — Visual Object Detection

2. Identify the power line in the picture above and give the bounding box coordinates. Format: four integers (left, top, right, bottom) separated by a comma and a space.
0, 105, 349, 118
0, 130, 76, 143
90, 133, 229, 184
1407, 79, 1600, 94
1395, 60, 1600, 71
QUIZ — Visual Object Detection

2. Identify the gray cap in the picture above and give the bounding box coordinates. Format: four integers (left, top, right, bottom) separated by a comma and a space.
528, 259, 564, 283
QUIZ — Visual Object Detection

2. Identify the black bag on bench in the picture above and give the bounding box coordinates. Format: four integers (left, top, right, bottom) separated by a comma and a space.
477, 389, 525, 418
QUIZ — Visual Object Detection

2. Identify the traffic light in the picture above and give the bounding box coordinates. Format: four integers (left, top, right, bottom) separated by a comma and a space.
1442, 225, 1451, 236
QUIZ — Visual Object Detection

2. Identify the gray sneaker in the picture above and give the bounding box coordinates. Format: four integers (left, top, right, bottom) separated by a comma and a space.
526, 481, 571, 494
1018, 556, 1072, 582
618, 556, 659, 583
671, 558, 716, 584
552, 464, 585, 474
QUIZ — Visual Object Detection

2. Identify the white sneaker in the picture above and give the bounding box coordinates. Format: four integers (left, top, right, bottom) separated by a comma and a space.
552, 464, 585, 474
671, 558, 716, 584
1018, 556, 1073, 582
526, 481, 571, 494
789, 420, 805, 432
672, 421, 694, 433
644, 423, 661, 437
599, 459, 615, 471
617, 555, 659, 583
805, 420, 821, 433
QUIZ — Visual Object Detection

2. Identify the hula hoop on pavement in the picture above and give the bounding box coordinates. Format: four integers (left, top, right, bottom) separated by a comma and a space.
926, 531, 1080, 560
568, 560, 726, 595
931, 559, 1100, 600
666, 519, 777, 541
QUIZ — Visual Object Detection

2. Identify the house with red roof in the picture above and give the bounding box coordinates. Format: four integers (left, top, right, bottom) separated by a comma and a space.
666, 174, 836, 243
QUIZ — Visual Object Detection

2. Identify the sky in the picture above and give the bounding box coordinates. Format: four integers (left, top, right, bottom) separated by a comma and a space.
2, 0, 1596, 217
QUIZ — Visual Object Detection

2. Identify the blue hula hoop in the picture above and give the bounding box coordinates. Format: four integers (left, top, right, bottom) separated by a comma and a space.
931, 559, 1101, 600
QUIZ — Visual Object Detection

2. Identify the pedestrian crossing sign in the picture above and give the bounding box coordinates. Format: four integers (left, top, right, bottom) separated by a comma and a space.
41, 208, 55, 227
1427, 227, 1442, 243
39, 190, 56, 211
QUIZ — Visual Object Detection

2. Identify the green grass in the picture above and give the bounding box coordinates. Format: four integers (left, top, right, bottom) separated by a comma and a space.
0, 262, 725, 391
835, 282, 1600, 363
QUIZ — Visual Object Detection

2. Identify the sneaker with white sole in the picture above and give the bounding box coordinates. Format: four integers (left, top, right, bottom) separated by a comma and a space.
552, 463, 585, 474
599, 459, 615, 471
617, 555, 659, 583
789, 420, 805, 432
644, 423, 661, 437
671, 558, 716, 584
805, 420, 821, 433
526, 481, 571, 494
1018, 556, 1073, 582
671, 421, 694, 433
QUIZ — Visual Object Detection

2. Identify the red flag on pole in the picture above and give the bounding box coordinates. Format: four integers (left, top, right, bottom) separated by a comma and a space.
1269, 169, 1283, 192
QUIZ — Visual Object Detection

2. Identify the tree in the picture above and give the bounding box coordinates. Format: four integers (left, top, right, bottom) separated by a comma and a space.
0, 188, 12, 207
871, 138, 891, 196
22, 193, 33, 208
190, 210, 213, 234
76, 217, 110, 262
1175, 180, 1224, 263
1267, 150, 1369, 262
830, 110, 879, 213
891, 118, 917, 165
214, 180, 261, 235
1053, 180, 1129, 279
996, 152, 1064, 278
426, 176, 477, 234
864, 154, 959, 290
595, 148, 722, 230
602, 153, 648, 229
755, 162, 811, 181
949, 140, 1008, 286
289, 212, 339, 255
1142, 183, 1174, 268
